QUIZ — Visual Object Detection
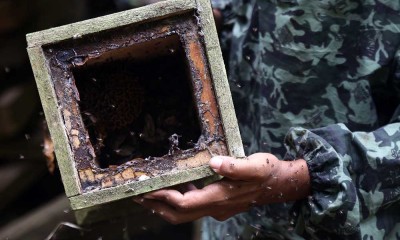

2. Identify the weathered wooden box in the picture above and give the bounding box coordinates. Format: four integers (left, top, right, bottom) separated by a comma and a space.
27, 0, 243, 210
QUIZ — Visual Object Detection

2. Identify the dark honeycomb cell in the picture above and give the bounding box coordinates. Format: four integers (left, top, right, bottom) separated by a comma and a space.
73, 36, 202, 168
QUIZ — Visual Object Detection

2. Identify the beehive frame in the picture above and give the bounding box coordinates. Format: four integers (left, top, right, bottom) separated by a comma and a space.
27, 0, 244, 210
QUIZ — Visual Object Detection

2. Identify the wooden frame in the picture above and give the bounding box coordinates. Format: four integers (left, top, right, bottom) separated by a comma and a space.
27, 0, 244, 210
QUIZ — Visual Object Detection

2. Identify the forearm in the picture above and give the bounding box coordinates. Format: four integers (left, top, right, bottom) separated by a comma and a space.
210, 153, 311, 204
272, 159, 311, 202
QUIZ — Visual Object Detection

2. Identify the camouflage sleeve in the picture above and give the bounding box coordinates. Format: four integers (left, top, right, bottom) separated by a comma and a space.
210, 0, 232, 10
211, 0, 254, 26
284, 123, 400, 238
389, 49, 400, 124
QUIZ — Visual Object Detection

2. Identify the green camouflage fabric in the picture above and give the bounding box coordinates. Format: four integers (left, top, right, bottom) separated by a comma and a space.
202, 0, 400, 239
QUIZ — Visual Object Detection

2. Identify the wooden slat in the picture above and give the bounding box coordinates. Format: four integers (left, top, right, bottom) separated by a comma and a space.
196, 0, 245, 157
26, 0, 196, 48
70, 165, 217, 210
27, 47, 81, 197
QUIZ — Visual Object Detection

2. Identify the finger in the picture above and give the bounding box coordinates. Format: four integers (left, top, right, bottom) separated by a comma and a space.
135, 196, 251, 224
143, 180, 262, 210
135, 181, 271, 223
143, 189, 183, 202
209, 154, 275, 181
134, 198, 209, 224
175, 182, 198, 193
149, 182, 237, 210
143, 186, 225, 210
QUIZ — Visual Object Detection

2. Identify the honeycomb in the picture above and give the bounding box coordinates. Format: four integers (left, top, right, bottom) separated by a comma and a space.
81, 72, 144, 132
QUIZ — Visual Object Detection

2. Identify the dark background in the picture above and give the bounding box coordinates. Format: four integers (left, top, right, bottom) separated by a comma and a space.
0, 0, 197, 239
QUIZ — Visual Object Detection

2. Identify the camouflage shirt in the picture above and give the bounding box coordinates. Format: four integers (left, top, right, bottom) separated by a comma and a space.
203, 0, 400, 239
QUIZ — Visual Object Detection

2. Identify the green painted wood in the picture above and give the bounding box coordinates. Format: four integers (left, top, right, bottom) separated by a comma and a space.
196, 0, 245, 157
26, 0, 244, 212
26, 0, 195, 48
73, 198, 164, 226
69, 165, 219, 210
27, 47, 81, 197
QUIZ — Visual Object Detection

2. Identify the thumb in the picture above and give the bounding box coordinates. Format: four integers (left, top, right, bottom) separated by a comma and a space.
209, 155, 267, 180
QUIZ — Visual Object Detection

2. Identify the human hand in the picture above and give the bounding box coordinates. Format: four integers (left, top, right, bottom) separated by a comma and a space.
133, 153, 310, 224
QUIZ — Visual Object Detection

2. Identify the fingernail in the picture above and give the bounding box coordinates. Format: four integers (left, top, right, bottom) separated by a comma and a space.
209, 156, 223, 172
143, 194, 155, 200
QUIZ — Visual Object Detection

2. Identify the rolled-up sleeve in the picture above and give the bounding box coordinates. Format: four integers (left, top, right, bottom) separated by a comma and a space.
284, 123, 400, 238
